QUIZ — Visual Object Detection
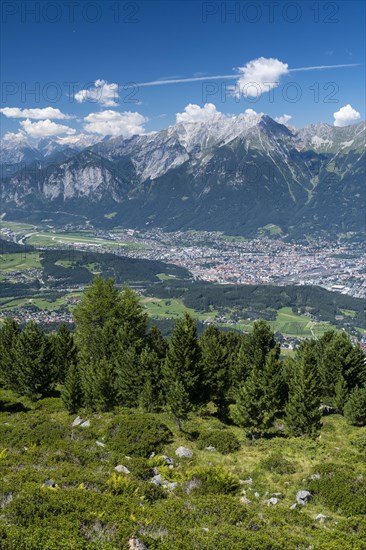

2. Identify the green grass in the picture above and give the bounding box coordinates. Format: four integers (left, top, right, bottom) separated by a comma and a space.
1, 390, 366, 548
0, 295, 67, 311
0, 221, 37, 232
269, 307, 330, 338
260, 224, 283, 236
104, 212, 117, 219
141, 297, 218, 321
55, 259, 77, 268
340, 309, 357, 318
29, 297, 67, 310
0, 252, 41, 272
141, 301, 331, 338
25, 231, 146, 250
156, 273, 177, 281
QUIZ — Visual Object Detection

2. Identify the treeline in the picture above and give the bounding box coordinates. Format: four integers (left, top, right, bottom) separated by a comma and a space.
0, 280, 41, 298
1, 277, 366, 438
40, 249, 190, 286
0, 238, 34, 254
147, 280, 366, 327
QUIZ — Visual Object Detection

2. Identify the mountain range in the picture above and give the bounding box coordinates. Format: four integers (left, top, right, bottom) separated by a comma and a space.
1, 112, 365, 238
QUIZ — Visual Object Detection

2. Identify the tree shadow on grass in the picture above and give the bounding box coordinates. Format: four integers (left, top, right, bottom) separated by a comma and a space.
0, 399, 30, 413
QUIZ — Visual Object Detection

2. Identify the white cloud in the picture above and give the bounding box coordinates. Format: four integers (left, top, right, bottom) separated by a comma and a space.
83, 110, 147, 137
231, 57, 289, 98
0, 107, 72, 120
75, 79, 119, 107
275, 114, 292, 125
333, 104, 361, 127
176, 103, 221, 123
3, 131, 27, 142
20, 119, 76, 138
244, 108, 258, 116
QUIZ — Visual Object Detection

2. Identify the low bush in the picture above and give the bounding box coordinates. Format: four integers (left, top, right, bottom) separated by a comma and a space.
308, 463, 366, 516
350, 427, 366, 455
108, 412, 173, 457
196, 429, 240, 454
185, 466, 240, 495
260, 452, 297, 475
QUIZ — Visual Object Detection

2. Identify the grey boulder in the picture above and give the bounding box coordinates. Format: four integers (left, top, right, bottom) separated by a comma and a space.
115, 465, 130, 474
175, 446, 193, 458
296, 490, 312, 505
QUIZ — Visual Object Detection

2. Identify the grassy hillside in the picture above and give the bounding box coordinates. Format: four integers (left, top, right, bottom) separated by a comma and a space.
1, 391, 366, 549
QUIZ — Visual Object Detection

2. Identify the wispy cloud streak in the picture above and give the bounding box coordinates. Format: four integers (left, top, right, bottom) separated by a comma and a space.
135, 63, 359, 87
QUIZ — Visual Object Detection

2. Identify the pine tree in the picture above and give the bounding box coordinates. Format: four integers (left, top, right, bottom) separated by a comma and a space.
62, 362, 83, 414
138, 346, 163, 412
119, 286, 147, 346
146, 325, 168, 359
139, 374, 156, 413
285, 345, 322, 438
163, 313, 202, 407
93, 358, 118, 412
0, 318, 20, 391
14, 322, 56, 399
52, 323, 77, 383
334, 376, 349, 413
73, 276, 123, 365
166, 378, 192, 431
344, 386, 366, 426
231, 320, 278, 392
199, 325, 230, 418
114, 334, 141, 407
316, 331, 366, 399
232, 348, 284, 438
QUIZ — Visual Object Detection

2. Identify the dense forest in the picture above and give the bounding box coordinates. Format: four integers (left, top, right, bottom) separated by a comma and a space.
1, 277, 366, 548
147, 279, 366, 328
1, 276, 366, 434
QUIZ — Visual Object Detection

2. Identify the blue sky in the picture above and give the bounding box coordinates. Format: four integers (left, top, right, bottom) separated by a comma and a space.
0, 0, 365, 140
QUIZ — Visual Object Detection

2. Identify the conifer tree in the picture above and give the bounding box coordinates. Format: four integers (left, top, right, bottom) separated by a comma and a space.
163, 313, 201, 407
62, 362, 83, 414
14, 322, 56, 399
334, 375, 349, 413
285, 345, 322, 438
114, 336, 141, 407
93, 358, 118, 412
232, 348, 284, 438
73, 276, 123, 366
139, 374, 156, 413
119, 286, 147, 346
138, 346, 163, 412
166, 378, 192, 431
344, 385, 366, 426
146, 324, 168, 359
317, 331, 366, 399
0, 318, 20, 391
199, 325, 230, 417
231, 320, 278, 391
52, 323, 77, 383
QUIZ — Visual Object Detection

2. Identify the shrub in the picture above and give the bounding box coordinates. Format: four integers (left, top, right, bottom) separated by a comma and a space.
106, 473, 138, 496
0, 412, 68, 449
260, 452, 297, 475
350, 427, 366, 454
344, 386, 366, 426
34, 397, 64, 412
308, 463, 366, 516
127, 457, 154, 480
185, 466, 240, 495
197, 429, 240, 454
108, 412, 173, 457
